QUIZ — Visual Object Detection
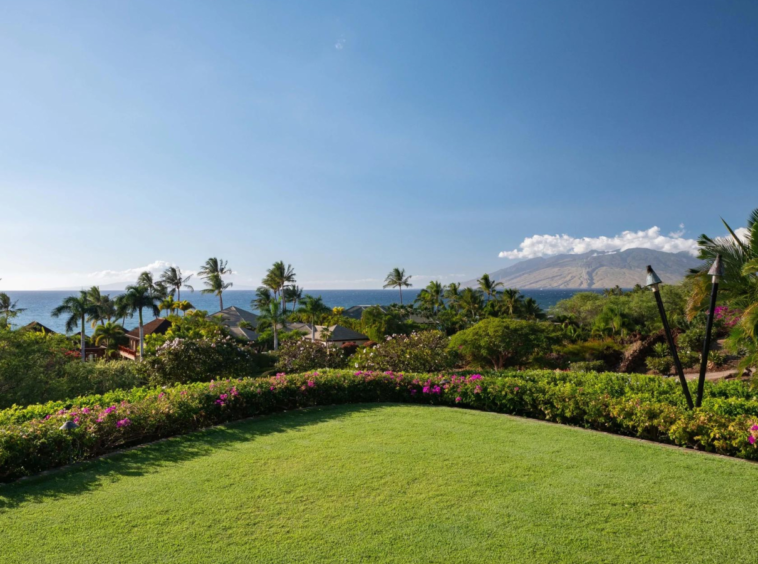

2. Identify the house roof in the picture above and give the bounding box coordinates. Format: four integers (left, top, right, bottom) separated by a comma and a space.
126, 318, 172, 339
208, 306, 259, 328
286, 322, 369, 342
23, 321, 58, 334
227, 326, 259, 342
342, 305, 386, 320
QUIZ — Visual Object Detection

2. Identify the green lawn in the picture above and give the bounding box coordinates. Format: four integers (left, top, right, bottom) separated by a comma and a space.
2, 405, 758, 563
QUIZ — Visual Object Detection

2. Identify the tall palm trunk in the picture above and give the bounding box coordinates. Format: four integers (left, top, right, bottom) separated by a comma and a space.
399, 286, 403, 305
138, 308, 144, 361
311, 315, 316, 342
80, 314, 86, 362
273, 323, 279, 351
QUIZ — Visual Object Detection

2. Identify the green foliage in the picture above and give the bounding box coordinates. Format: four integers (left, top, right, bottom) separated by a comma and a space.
0, 328, 143, 409
141, 336, 274, 385
449, 318, 559, 370
554, 338, 624, 365
144, 311, 224, 352
568, 360, 607, 372
360, 306, 410, 342
352, 331, 453, 373
6, 369, 758, 482
551, 286, 690, 338
275, 339, 347, 373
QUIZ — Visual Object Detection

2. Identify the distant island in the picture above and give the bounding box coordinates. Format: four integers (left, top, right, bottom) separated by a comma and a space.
464, 248, 702, 289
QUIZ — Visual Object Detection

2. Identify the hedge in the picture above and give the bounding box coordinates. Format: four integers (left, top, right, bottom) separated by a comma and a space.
2, 369, 758, 482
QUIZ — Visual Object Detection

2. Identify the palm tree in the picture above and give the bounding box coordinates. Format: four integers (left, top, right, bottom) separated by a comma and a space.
160, 296, 179, 316
500, 288, 522, 316
199, 258, 232, 310
383, 268, 412, 305
160, 266, 194, 302
253, 286, 274, 311
444, 283, 461, 312
121, 285, 161, 361
284, 285, 303, 311
0, 293, 25, 327
92, 321, 126, 357
459, 288, 484, 323
416, 281, 444, 315
521, 297, 545, 320
86, 286, 116, 327
263, 261, 296, 309
258, 300, 287, 350
51, 291, 94, 361
176, 300, 195, 315
114, 294, 132, 326
298, 295, 330, 341
689, 209, 758, 315
478, 274, 503, 302
202, 273, 233, 310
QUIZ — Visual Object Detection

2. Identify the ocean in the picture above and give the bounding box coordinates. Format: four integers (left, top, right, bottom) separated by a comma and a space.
2, 289, 600, 334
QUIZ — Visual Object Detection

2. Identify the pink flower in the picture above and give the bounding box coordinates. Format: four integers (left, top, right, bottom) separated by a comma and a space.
432, 386, 441, 394
514, 387, 520, 392
751, 425, 758, 431
116, 418, 131, 428
307, 380, 315, 388
270, 386, 275, 391
468, 374, 482, 381
410, 389, 417, 395
219, 394, 228, 401
158, 393, 165, 399
181, 390, 187, 395
474, 385, 482, 394
455, 397, 462, 403
231, 387, 239, 396
215, 400, 225, 406
422, 386, 430, 394
81, 407, 91, 414
750, 436, 756, 445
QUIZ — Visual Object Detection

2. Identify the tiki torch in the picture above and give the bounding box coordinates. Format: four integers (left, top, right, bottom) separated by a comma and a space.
647, 265, 694, 409
695, 254, 724, 407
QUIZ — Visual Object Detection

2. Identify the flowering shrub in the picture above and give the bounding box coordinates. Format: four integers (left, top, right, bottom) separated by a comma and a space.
4, 369, 758, 481
141, 336, 274, 385
351, 331, 453, 373
715, 306, 741, 328
275, 339, 348, 373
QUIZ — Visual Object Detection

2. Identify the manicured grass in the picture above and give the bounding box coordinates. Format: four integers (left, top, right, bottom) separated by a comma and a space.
2, 404, 758, 563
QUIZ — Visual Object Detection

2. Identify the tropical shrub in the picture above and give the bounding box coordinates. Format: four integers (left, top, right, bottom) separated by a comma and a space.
554, 338, 624, 367
275, 339, 347, 373
5, 369, 758, 481
360, 306, 410, 342
568, 360, 607, 372
142, 336, 273, 385
449, 318, 559, 370
351, 331, 453, 372
0, 328, 143, 409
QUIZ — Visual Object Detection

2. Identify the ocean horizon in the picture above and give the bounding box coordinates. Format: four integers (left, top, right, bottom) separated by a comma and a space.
1, 288, 602, 335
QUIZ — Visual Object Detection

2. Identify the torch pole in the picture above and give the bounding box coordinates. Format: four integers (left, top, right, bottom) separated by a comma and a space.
653, 289, 694, 410
696, 255, 724, 407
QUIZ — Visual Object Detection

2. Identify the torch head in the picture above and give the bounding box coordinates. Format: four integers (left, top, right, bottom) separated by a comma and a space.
646, 265, 662, 291
707, 254, 724, 283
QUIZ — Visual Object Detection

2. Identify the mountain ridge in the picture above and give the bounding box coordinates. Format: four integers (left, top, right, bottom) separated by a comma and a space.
464, 248, 702, 289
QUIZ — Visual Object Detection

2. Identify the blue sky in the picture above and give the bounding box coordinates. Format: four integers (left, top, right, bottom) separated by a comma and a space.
1, 1, 756, 290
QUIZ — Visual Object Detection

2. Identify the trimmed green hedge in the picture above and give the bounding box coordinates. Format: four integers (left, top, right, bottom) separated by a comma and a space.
2, 369, 758, 482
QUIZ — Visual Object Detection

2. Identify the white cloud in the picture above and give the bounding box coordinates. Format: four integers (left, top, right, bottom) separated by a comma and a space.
735, 227, 750, 242
335, 37, 346, 50
498, 226, 700, 259
86, 260, 188, 282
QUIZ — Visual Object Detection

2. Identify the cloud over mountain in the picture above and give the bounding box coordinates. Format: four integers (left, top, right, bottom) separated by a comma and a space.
499, 226, 699, 260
